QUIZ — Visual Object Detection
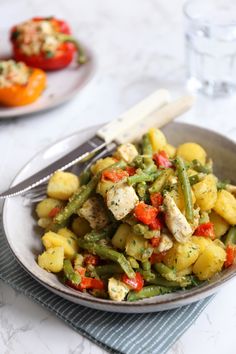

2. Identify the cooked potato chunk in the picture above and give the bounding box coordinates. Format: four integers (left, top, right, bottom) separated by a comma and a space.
125, 233, 152, 261
96, 179, 114, 198
71, 216, 91, 237
193, 243, 226, 280
38, 246, 64, 272
115, 143, 138, 163
36, 198, 64, 218
213, 190, 236, 225
176, 142, 207, 165
163, 241, 200, 271
79, 197, 109, 229
148, 128, 167, 152
47, 171, 79, 200
38, 217, 52, 229
164, 194, 193, 243
58, 227, 77, 240
42, 231, 78, 259
209, 210, 230, 237
112, 224, 131, 250
193, 174, 217, 211
108, 277, 129, 301
91, 157, 116, 175
191, 236, 212, 254
107, 182, 139, 220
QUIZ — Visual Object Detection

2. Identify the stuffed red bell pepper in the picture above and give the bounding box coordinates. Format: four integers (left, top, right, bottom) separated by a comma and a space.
10, 17, 86, 71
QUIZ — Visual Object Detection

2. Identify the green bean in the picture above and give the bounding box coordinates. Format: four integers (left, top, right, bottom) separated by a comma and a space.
199, 211, 210, 224
149, 169, 172, 194
127, 171, 159, 185
136, 182, 148, 200
146, 274, 180, 288
141, 260, 155, 281
127, 256, 139, 269
54, 160, 126, 227
142, 134, 153, 156
77, 239, 135, 278
83, 228, 111, 242
191, 159, 212, 174
132, 224, 159, 239
54, 175, 99, 226
105, 159, 127, 171
217, 180, 228, 190
142, 260, 151, 271
154, 263, 191, 287
142, 133, 155, 168
225, 227, 236, 246
127, 285, 171, 301
63, 259, 81, 285
95, 264, 123, 276
189, 173, 205, 186
79, 169, 91, 186
132, 155, 146, 169
176, 157, 193, 223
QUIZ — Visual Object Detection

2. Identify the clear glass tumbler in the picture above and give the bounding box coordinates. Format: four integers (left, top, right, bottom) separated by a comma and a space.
184, 0, 236, 97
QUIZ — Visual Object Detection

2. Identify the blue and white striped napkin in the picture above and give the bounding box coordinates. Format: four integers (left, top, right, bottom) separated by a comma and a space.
0, 219, 212, 354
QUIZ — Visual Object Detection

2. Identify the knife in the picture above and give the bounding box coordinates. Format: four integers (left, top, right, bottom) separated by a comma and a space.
0, 89, 194, 198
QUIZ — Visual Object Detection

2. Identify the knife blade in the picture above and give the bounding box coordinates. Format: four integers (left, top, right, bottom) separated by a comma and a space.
0, 89, 194, 199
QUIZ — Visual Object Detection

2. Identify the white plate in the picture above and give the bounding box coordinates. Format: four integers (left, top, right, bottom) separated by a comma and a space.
0, 34, 95, 119
3, 122, 236, 313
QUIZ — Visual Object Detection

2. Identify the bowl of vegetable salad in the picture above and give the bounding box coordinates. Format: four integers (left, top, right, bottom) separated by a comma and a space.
3, 122, 236, 312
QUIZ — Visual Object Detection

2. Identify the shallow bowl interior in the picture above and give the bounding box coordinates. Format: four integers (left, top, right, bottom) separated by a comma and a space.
3, 122, 236, 313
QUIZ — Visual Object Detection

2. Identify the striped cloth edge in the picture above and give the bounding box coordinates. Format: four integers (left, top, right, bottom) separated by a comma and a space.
0, 219, 212, 354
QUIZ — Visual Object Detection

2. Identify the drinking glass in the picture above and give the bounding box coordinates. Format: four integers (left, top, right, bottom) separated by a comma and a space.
184, 0, 236, 97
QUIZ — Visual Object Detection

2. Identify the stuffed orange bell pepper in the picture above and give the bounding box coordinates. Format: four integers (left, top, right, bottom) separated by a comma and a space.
10, 17, 86, 71
0, 60, 46, 107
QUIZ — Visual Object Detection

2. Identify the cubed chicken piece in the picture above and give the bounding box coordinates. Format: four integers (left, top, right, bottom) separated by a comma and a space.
157, 234, 173, 252
107, 182, 139, 220
116, 143, 138, 163
164, 194, 193, 243
79, 197, 109, 229
108, 277, 130, 301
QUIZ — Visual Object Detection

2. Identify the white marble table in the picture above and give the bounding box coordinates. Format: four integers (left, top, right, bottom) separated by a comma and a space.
0, 0, 236, 353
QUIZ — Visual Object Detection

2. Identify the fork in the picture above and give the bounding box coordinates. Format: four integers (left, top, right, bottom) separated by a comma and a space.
23, 142, 117, 203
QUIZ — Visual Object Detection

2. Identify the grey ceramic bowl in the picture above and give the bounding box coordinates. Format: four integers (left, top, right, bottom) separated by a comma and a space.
3, 122, 236, 313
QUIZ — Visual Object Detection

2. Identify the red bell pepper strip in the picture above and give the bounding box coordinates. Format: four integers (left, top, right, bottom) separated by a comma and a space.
48, 207, 61, 218
194, 222, 215, 239
102, 168, 128, 182
121, 272, 144, 291
224, 245, 236, 268
125, 166, 137, 176
153, 150, 172, 168
134, 202, 158, 226
149, 217, 162, 230
66, 277, 105, 291
79, 277, 105, 290
149, 236, 161, 248
10, 17, 86, 70
150, 251, 167, 264
84, 254, 100, 266
150, 192, 163, 209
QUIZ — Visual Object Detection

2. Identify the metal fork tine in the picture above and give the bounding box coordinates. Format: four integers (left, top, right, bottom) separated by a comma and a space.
22, 142, 117, 203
